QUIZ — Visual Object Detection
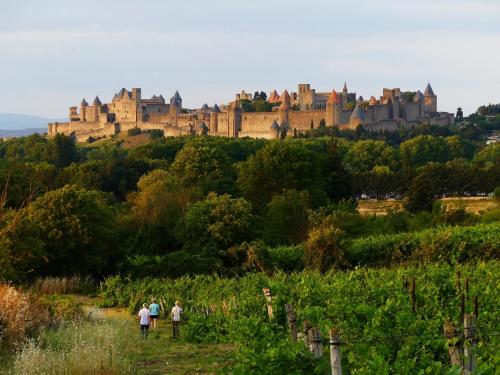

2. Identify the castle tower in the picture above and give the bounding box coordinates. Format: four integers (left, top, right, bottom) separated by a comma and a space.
279, 90, 290, 136
326, 90, 340, 126
349, 103, 365, 129
92, 96, 101, 122
132, 88, 141, 103
342, 82, 348, 107
69, 106, 79, 122
270, 120, 280, 140
392, 94, 400, 119
424, 83, 437, 113
227, 101, 241, 139
298, 84, 313, 111
367, 96, 378, 123
80, 98, 88, 122
209, 104, 220, 133
170, 91, 182, 126
413, 90, 424, 117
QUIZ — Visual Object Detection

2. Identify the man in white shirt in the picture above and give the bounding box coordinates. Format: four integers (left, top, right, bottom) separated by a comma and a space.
138, 303, 151, 338
171, 301, 183, 339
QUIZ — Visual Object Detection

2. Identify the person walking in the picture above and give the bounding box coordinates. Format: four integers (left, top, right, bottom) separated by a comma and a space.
171, 300, 183, 339
138, 303, 151, 338
149, 298, 161, 331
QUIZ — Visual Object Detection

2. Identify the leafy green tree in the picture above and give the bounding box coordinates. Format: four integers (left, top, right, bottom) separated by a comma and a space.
343, 140, 396, 174
399, 135, 450, 170
262, 189, 310, 246
237, 141, 325, 209
404, 163, 445, 212
60, 149, 150, 199
474, 143, 500, 167
175, 193, 254, 267
402, 91, 416, 102
45, 133, 79, 167
455, 107, 464, 123
0, 185, 120, 278
323, 138, 354, 202
240, 99, 255, 112
169, 141, 236, 196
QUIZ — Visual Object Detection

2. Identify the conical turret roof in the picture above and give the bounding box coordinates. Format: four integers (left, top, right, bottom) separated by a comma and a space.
270, 120, 280, 130
279, 90, 291, 109
327, 90, 340, 104
343, 82, 348, 92
414, 90, 424, 102
212, 104, 221, 113
424, 83, 435, 97
173, 91, 182, 101
93, 96, 101, 105
201, 103, 209, 111
350, 103, 365, 120
369, 96, 378, 105
81, 98, 88, 106
269, 90, 279, 103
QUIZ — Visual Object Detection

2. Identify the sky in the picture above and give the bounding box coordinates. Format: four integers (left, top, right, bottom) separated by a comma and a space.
0, 0, 499, 118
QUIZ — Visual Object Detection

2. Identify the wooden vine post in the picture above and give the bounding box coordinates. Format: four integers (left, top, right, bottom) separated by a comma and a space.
262, 287, 274, 320
329, 328, 342, 375
285, 303, 298, 341
308, 328, 323, 359
460, 293, 465, 322
300, 320, 311, 345
443, 321, 462, 367
463, 313, 477, 375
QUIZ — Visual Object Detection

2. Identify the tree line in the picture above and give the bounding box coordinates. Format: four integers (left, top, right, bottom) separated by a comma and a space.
0, 121, 499, 281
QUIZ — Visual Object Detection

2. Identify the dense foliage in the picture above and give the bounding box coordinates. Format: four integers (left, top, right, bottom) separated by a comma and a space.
0, 120, 499, 280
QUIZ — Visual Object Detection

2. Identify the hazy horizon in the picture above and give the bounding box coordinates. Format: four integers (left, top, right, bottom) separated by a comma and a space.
1, 0, 499, 118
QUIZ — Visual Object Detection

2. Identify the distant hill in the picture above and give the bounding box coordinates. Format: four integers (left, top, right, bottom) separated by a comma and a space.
0, 113, 66, 130
0, 128, 47, 138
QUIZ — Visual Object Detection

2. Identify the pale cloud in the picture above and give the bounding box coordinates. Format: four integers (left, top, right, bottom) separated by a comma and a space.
0, 0, 498, 117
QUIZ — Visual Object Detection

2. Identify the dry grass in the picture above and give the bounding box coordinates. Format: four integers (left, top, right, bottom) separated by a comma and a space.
357, 199, 403, 216
440, 197, 499, 214
11, 320, 135, 375
33, 276, 95, 295
0, 284, 49, 347
357, 197, 499, 216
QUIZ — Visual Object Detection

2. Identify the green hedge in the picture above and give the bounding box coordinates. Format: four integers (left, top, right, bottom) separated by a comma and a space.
346, 222, 500, 266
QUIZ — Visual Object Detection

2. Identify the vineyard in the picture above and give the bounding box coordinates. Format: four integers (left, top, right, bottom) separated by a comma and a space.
102, 261, 499, 374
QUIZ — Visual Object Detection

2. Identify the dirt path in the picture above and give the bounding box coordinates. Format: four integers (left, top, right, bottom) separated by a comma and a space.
101, 308, 235, 375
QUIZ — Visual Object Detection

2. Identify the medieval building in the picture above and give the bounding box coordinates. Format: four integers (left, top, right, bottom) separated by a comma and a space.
48, 83, 453, 142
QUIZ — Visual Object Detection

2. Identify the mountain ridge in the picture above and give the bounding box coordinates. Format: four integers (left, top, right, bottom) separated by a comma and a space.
0, 113, 66, 130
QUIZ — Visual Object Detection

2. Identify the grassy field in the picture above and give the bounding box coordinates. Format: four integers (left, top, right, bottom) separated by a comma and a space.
80, 132, 153, 149
1, 304, 234, 375
358, 197, 498, 215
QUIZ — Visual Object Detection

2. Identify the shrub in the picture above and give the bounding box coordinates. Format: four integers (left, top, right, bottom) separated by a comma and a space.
148, 129, 164, 139
127, 127, 141, 136
0, 284, 49, 347
493, 186, 500, 201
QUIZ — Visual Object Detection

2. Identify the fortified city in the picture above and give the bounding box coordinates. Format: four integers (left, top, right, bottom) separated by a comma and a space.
48, 83, 454, 142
